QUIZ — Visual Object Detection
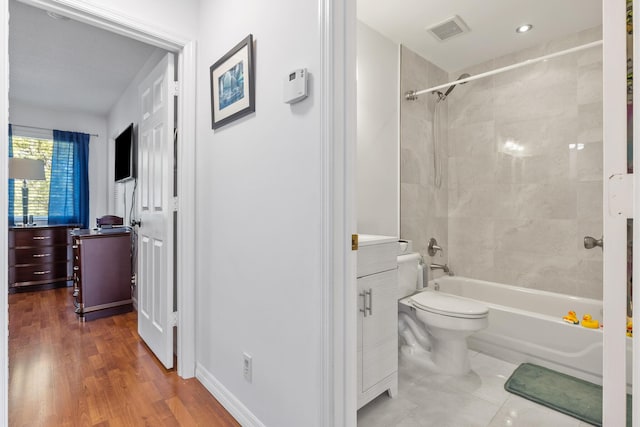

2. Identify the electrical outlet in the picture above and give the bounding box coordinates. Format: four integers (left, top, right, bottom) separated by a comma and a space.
243, 352, 252, 383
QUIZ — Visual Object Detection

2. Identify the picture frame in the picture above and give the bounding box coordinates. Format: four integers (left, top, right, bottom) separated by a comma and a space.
210, 34, 255, 130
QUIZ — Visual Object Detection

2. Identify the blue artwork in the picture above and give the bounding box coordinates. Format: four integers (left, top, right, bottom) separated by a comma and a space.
218, 61, 245, 110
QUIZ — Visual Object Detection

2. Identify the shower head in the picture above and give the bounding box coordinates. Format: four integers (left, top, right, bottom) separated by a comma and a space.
441, 73, 471, 98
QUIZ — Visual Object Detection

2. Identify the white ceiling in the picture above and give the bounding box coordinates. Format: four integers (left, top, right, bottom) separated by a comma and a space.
357, 0, 602, 72
9, 0, 159, 116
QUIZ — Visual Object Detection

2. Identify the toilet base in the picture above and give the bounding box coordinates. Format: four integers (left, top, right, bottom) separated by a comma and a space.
399, 345, 437, 372
429, 335, 471, 375
400, 340, 472, 376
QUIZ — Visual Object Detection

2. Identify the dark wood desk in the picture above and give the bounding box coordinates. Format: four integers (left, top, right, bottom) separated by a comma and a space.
71, 228, 133, 321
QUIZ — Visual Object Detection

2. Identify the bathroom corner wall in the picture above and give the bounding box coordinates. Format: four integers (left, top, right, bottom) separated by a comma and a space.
356, 22, 399, 237
399, 46, 449, 268
446, 27, 603, 299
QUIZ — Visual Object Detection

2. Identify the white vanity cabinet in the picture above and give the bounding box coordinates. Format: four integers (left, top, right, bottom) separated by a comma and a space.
357, 235, 398, 409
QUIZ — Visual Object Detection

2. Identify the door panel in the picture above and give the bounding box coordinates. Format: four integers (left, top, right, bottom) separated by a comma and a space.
137, 52, 175, 369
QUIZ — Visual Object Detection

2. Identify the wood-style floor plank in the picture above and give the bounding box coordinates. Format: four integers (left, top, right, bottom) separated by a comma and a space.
9, 288, 240, 427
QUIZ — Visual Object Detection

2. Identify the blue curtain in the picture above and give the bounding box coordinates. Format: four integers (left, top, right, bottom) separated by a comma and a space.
8, 124, 14, 226
48, 130, 90, 228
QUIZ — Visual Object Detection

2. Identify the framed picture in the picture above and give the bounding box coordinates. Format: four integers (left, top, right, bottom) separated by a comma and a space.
210, 34, 255, 130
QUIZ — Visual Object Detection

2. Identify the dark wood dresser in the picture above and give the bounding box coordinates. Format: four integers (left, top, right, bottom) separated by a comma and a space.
8, 225, 76, 292
71, 228, 133, 321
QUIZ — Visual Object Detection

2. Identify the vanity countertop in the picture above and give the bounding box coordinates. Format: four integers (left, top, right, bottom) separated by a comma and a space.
358, 234, 398, 246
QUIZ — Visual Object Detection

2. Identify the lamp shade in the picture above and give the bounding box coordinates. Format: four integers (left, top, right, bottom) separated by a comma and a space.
9, 158, 45, 180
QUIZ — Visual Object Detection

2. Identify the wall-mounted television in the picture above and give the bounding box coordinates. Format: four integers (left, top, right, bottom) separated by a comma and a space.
114, 123, 136, 182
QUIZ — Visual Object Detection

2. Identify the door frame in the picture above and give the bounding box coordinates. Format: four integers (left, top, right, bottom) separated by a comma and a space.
320, 0, 357, 424
633, 2, 640, 425
602, 0, 630, 425
2, 0, 198, 389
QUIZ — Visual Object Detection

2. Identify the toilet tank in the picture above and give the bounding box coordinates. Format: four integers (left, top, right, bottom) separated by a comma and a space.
397, 252, 422, 298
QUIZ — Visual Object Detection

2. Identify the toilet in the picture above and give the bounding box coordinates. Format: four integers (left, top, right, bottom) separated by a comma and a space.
397, 251, 488, 375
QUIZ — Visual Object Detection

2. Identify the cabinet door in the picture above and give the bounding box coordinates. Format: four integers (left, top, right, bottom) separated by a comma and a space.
359, 269, 398, 392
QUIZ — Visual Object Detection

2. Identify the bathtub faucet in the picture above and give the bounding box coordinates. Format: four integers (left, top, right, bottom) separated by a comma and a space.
430, 263, 454, 276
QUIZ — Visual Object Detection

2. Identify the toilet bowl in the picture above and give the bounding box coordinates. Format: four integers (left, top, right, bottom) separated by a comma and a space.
397, 251, 488, 375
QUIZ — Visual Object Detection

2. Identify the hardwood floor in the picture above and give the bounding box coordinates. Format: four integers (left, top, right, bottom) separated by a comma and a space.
9, 287, 240, 427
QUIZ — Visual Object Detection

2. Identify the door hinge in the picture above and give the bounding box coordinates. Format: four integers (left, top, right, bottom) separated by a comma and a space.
607, 173, 632, 218
172, 197, 179, 212
352, 234, 358, 251
172, 81, 179, 96
169, 311, 178, 327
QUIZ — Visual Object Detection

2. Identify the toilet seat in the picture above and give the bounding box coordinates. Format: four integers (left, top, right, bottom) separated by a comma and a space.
410, 291, 488, 319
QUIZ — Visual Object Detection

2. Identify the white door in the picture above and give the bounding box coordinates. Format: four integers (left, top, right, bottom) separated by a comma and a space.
137, 53, 175, 369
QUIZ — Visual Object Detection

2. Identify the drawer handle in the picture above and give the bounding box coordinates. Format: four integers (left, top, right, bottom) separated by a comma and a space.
72, 245, 78, 249
359, 291, 367, 317
32, 236, 51, 240
32, 253, 51, 258
33, 270, 51, 275
359, 289, 373, 317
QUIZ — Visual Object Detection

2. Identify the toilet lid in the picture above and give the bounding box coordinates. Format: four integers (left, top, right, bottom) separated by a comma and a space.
410, 291, 488, 319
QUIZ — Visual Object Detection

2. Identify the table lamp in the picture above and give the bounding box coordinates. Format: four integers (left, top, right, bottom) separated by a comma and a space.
9, 158, 45, 226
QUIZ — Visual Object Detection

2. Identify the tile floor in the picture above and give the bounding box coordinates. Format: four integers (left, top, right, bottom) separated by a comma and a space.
357, 350, 594, 427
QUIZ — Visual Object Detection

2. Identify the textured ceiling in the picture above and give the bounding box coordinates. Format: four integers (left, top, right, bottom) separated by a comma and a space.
9, 0, 159, 116
357, 0, 602, 72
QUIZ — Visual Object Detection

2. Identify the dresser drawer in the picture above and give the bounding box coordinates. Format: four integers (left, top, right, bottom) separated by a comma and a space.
13, 227, 70, 247
13, 262, 71, 285
9, 226, 76, 291
8, 249, 15, 267
13, 246, 70, 266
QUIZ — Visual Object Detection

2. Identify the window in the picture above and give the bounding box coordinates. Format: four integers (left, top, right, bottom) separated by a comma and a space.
10, 135, 53, 222
9, 128, 90, 227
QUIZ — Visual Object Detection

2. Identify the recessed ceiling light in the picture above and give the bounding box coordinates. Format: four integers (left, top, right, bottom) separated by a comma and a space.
516, 24, 533, 33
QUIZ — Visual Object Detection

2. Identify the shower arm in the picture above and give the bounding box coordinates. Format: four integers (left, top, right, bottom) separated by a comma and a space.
404, 40, 602, 100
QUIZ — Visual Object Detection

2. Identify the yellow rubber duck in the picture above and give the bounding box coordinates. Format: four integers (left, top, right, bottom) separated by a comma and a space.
581, 314, 600, 329
627, 318, 633, 337
562, 311, 579, 325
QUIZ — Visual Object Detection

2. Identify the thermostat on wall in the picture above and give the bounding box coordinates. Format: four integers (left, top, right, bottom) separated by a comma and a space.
283, 68, 308, 104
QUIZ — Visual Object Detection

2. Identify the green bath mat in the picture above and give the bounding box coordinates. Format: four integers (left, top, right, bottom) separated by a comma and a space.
504, 363, 631, 426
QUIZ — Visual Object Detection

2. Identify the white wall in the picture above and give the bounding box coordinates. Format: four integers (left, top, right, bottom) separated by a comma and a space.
9, 99, 109, 225
356, 21, 399, 237
194, 1, 325, 425
107, 48, 167, 225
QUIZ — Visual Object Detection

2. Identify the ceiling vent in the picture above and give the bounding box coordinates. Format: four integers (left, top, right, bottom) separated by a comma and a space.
426, 15, 470, 42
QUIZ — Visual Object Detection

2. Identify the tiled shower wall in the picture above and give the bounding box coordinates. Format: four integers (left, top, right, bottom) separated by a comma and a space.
400, 46, 449, 264
401, 27, 604, 299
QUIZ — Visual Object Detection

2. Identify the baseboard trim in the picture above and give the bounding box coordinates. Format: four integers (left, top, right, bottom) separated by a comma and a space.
196, 363, 265, 427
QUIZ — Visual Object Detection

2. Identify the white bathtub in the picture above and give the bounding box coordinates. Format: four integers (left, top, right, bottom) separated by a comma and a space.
429, 276, 631, 387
